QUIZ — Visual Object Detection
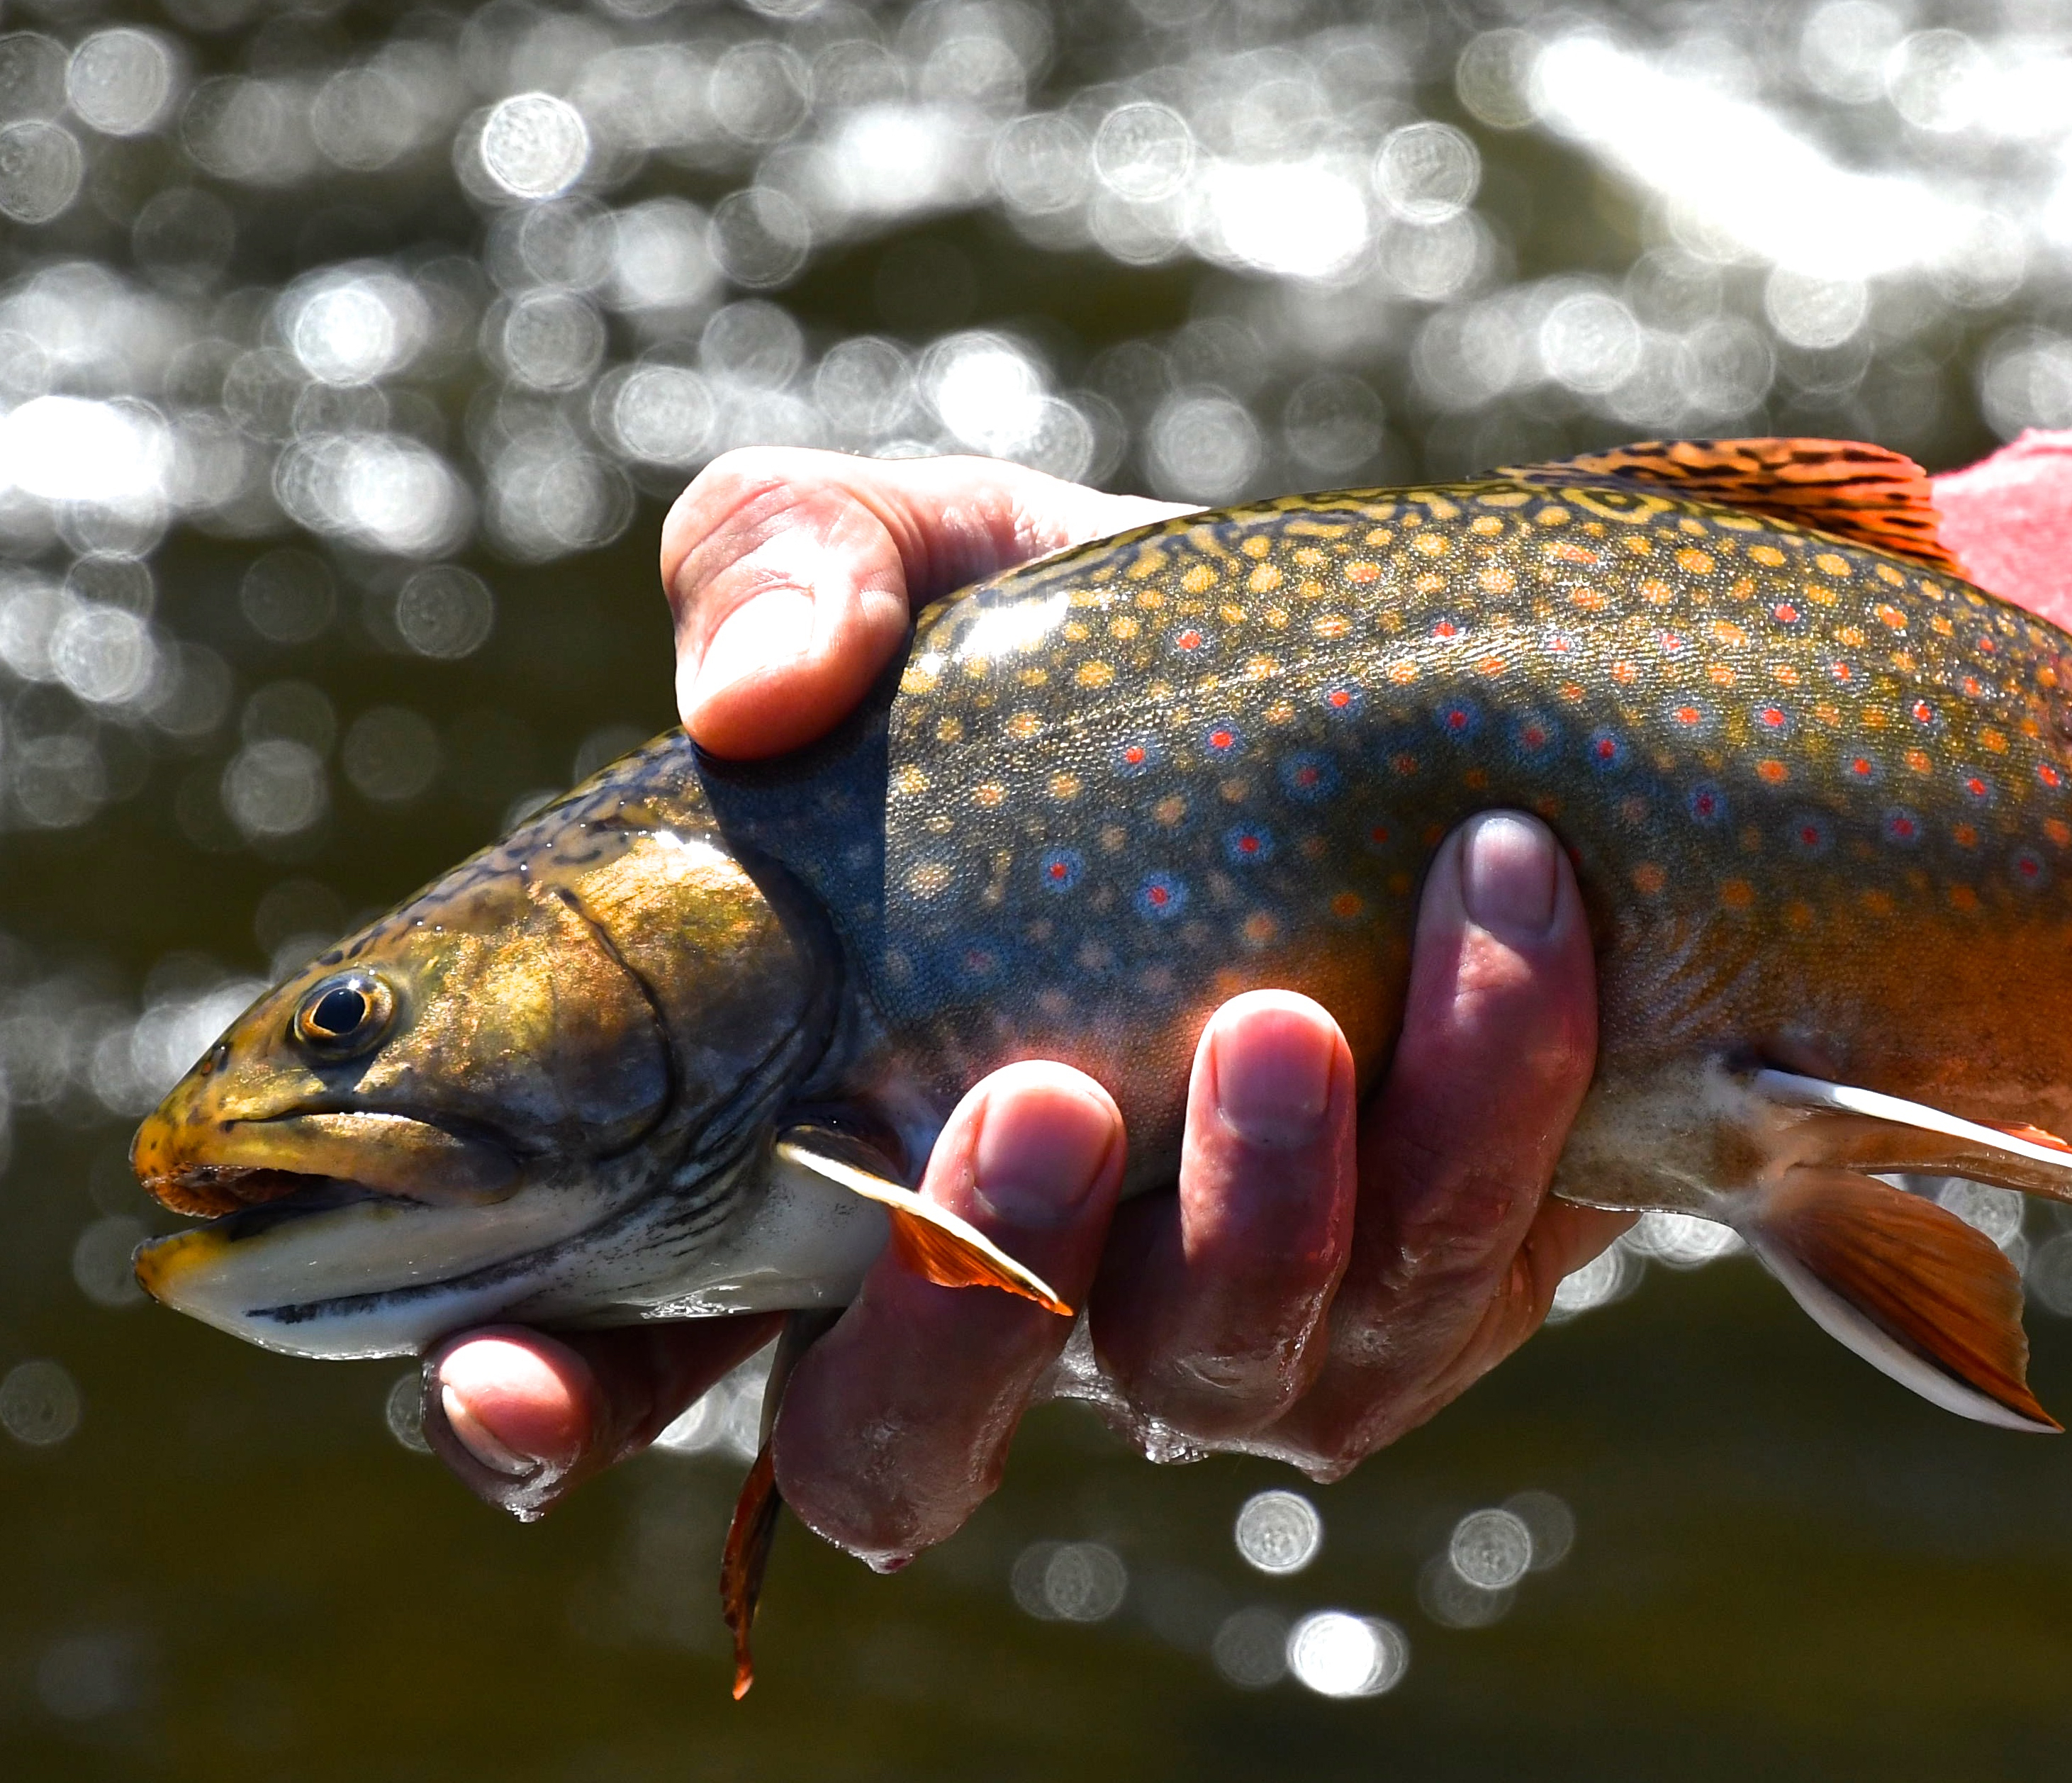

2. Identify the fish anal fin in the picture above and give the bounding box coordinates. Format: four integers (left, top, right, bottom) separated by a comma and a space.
773, 1132, 1073, 1316
1744, 1168, 2058, 1433
720, 1441, 782, 1700
1512, 437, 1966, 576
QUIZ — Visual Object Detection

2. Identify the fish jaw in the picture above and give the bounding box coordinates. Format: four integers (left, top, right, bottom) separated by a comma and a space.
133, 1105, 521, 1217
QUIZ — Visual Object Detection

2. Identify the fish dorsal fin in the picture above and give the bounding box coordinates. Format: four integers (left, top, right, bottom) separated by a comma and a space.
1738, 1167, 2057, 1432
773, 1130, 1073, 1316
1510, 437, 1966, 576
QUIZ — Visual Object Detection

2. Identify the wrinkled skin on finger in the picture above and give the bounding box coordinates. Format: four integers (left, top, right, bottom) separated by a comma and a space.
660, 448, 1185, 759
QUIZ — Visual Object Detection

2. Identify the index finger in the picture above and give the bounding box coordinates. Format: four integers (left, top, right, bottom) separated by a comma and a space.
661, 447, 1185, 759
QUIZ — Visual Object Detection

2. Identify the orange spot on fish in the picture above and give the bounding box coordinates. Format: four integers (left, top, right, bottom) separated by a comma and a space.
1708, 662, 1737, 686
1949, 885, 1979, 912
1954, 824, 1979, 849
1713, 621, 1747, 647
1876, 603, 1907, 632
1677, 549, 1714, 574
1347, 561, 1381, 583
1786, 900, 1814, 930
1659, 631, 1686, 652
1572, 589, 1608, 613
1633, 862, 1666, 895
1433, 619, 1459, 639
1773, 603, 1799, 622
1905, 749, 1932, 774
1175, 629, 1204, 650
2040, 764, 2063, 789
1672, 705, 1703, 727
1391, 753, 1420, 776
1612, 661, 1637, 685
1757, 759, 1789, 784
1243, 912, 1278, 944
1721, 880, 1755, 910
1331, 891, 1365, 920
1477, 655, 1507, 677
1861, 889, 1893, 915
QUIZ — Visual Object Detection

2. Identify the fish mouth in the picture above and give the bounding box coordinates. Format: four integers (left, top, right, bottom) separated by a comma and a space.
138, 1164, 381, 1222
133, 1107, 523, 1215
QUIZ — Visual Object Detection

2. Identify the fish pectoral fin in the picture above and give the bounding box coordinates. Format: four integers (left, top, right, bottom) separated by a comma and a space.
1511, 437, 1964, 575
1736, 1166, 2058, 1433
1749, 1068, 2072, 1200
717, 1309, 840, 1700
773, 1134, 1073, 1316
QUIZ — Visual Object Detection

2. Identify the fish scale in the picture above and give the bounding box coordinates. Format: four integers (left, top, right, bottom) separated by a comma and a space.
128, 442, 2072, 1687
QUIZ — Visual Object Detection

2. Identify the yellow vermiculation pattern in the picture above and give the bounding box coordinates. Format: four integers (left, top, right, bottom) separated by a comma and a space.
861, 478, 2072, 1172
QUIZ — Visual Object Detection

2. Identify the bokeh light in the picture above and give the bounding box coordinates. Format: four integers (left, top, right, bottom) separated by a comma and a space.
1233, 1489, 1323, 1576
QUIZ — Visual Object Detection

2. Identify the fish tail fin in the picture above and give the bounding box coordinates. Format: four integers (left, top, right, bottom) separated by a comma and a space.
1735, 1167, 2058, 1432
1511, 437, 1966, 576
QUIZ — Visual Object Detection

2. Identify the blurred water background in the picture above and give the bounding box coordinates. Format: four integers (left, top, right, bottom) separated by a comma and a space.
5, 0, 2072, 1775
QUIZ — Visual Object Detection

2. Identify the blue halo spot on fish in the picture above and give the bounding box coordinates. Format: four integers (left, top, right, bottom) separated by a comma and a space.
1958, 768, 1996, 806
1842, 750, 1883, 785
1170, 624, 1215, 657
1788, 812, 1834, 857
1883, 805, 1925, 846
1664, 697, 1716, 736
1203, 721, 1245, 759
1135, 873, 1187, 920
1279, 752, 1340, 803
1224, 825, 1275, 866
1038, 848, 1085, 893
2012, 847, 2049, 889
1319, 682, 1364, 719
1114, 738, 1163, 778
1432, 698, 1482, 740
1511, 712, 1559, 760
1686, 781, 1728, 825
1750, 700, 1795, 740
1586, 728, 1628, 773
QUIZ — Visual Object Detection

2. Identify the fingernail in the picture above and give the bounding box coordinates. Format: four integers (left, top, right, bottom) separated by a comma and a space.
1211, 1005, 1335, 1148
974, 1085, 1116, 1226
439, 1382, 537, 1478
691, 590, 814, 709
1460, 812, 1559, 941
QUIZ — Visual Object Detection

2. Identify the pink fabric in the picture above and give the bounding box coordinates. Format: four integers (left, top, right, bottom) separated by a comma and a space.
1932, 429, 2072, 630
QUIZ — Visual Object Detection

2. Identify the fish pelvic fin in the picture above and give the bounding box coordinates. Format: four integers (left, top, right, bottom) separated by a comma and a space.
1736, 1167, 2058, 1433
1510, 437, 1966, 576
773, 1131, 1073, 1316
1749, 1068, 2072, 1201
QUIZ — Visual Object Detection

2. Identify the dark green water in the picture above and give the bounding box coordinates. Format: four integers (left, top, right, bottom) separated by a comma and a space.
5, 0, 2072, 1774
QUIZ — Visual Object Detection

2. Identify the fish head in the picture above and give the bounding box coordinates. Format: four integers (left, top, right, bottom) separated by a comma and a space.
130, 739, 836, 1359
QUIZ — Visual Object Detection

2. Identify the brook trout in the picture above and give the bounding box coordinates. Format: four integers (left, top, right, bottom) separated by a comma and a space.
131, 439, 2072, 1683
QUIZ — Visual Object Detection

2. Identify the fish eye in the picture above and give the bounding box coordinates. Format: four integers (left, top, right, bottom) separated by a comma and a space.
293, 973, 393, 1059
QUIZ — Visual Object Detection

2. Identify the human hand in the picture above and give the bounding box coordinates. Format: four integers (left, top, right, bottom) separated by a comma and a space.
420, 449, 1618, 1560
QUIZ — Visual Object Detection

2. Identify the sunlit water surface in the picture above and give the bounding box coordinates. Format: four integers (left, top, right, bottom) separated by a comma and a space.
4, 0, 2072, 1776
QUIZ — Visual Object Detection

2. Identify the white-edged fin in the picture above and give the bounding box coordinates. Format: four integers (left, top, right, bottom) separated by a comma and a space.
1755, 1243, 2053, 1433
1733, 1166, 2059, 1433
1752, 1068, 2072, 1189
773, 1135, 1073, 1317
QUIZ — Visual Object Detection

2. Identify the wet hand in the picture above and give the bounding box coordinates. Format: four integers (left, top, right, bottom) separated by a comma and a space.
422, 449, 1616, 1550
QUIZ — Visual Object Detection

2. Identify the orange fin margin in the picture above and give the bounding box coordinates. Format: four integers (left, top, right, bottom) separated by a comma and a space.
1756, 1170, 2057, 1431
884, 1204, 1073, 1314
1988, 1121, 2072, 1156
1517, 437, 1968, 577
720, 1442, 782, 1699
